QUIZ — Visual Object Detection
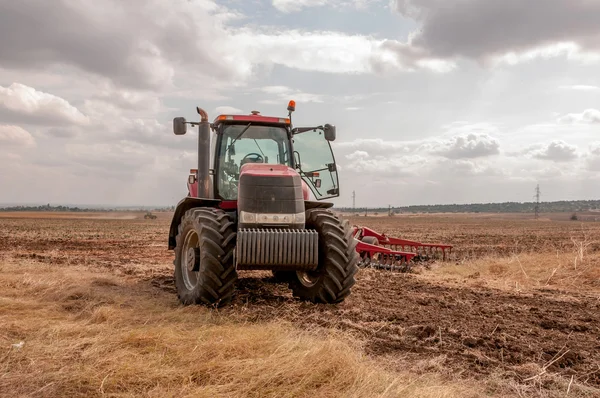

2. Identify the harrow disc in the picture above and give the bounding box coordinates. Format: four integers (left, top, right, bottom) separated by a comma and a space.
358, 253, 413, 273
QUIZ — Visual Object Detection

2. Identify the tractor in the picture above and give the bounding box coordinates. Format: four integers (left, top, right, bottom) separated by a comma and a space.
144, 211, 157, 219
168, 101, 359, 307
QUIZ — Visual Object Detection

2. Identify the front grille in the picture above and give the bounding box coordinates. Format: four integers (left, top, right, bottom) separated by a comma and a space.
235, 228, 319, 271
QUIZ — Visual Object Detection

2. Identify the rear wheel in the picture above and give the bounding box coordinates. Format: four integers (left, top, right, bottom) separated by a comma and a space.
173, 208, 237, 307
289, 209, 359, 304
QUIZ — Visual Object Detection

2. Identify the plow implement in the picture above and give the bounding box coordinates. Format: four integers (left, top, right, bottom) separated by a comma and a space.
352, 226, 453, 272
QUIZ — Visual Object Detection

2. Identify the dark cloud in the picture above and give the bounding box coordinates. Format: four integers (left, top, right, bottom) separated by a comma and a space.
45, 127, 79, 138
0, 0, 232, 89
393, 0, 600, 61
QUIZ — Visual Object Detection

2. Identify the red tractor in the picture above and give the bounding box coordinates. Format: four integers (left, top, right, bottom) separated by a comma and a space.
169, 101, 359, 307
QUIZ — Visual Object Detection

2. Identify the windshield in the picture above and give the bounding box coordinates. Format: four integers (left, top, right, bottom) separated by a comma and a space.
217, 124, 292, 200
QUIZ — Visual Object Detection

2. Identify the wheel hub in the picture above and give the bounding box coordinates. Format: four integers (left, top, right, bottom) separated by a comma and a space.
186, 247, 200, 272
296, 270, 319, 288
181, 229, 201, 291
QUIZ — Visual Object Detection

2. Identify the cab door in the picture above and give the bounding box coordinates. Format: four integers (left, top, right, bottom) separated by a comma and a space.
292, 126, 339, 200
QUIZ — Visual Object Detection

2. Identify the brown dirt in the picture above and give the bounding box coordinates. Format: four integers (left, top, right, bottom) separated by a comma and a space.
1, 212, 600, 395
220, 271, 600, 388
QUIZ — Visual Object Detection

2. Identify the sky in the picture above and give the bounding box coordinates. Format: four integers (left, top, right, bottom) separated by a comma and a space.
1, 0, 599, 208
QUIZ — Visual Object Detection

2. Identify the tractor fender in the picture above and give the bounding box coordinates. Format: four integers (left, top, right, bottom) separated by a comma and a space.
168, 197, 221, 250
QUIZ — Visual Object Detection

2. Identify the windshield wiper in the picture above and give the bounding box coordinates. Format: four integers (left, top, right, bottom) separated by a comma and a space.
225, 123, 252, 154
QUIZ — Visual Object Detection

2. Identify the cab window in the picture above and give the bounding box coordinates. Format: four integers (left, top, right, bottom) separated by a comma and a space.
217, 124, 291, 199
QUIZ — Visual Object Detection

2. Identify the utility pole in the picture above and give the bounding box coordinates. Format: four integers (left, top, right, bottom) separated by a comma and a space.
352, 190, 356, 213
388, 205, 391, 217
534, 184, 541, 220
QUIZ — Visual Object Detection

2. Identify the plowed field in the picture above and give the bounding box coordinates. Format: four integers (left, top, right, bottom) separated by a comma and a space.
1, 211, 599, 397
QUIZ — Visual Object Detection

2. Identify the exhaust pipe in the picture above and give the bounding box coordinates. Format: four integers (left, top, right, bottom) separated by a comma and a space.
196, 107, 210, 199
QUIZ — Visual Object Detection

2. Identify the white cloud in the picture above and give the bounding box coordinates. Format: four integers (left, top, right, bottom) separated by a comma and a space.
229, 29, 451, 76
585, 142, 600, 171
492, 42, 600, 67
559, 85, 600, 91
215, 106, 244, 114
529, 140, 579, 162
0, 125, 35, 148
342, 150, 426, 177
260, 85, 324, 104
0, 83, 90, 126
557, 109, 600, 124
431, 133, 501, 159
92, 85, 162, 113
272, 0, 329, 13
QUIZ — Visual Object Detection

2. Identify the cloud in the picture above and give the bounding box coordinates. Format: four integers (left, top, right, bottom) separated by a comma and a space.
431, 133, 500, 159
342, 150, 424, 177
260, 85, 324, 103
0, 125, 35, 148
557, 109, 600, 124
336, 138, 419, 154
0, 0, 455, 100
585, 142, 600, 171
529, 140, 579, 162
559, 85, 600, 91
0, 0, 249, 90
0, 83, 90, 126
45, 127, 79, 139
272, 0, 330, 13
392, 0, 600, 64
230, 28, 452, 75
215, 106, 244, 115
91, 85, 162, 113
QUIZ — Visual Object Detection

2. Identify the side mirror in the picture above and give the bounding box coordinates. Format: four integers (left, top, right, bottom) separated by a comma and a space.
293, 151, 301, 169
324, 124, 336, 141
173, 117, 187, 135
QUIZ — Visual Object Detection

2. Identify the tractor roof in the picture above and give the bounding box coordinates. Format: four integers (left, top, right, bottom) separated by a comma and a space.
212, 111, 290, 127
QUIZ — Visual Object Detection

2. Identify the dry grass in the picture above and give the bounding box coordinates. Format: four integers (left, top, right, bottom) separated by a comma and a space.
0, 260, 478, 398
429, 238, 600, 294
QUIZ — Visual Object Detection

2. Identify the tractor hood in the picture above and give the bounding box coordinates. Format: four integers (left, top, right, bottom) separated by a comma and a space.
237, 163, 306, 229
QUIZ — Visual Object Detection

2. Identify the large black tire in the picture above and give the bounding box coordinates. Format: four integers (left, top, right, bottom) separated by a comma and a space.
173, 208, 237, 307
288, 209, 360, 304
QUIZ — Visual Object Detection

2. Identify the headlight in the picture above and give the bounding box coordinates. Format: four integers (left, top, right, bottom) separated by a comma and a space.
239, 211, 305, 224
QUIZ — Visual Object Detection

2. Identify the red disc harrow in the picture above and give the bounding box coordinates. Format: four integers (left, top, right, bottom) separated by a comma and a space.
352, 226, 453, 272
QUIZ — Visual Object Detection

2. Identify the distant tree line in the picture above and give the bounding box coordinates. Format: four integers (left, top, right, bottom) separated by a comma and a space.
337, 200, 600, 214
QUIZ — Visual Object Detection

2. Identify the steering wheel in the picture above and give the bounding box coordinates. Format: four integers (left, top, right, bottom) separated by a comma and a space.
241, 153, 264, 164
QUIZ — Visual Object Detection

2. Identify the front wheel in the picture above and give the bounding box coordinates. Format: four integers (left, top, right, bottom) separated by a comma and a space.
289, 209, 359, 304
173, 208, 237, 307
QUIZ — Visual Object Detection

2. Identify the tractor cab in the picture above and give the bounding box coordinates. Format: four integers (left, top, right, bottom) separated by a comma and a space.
183, 105, 340, 203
